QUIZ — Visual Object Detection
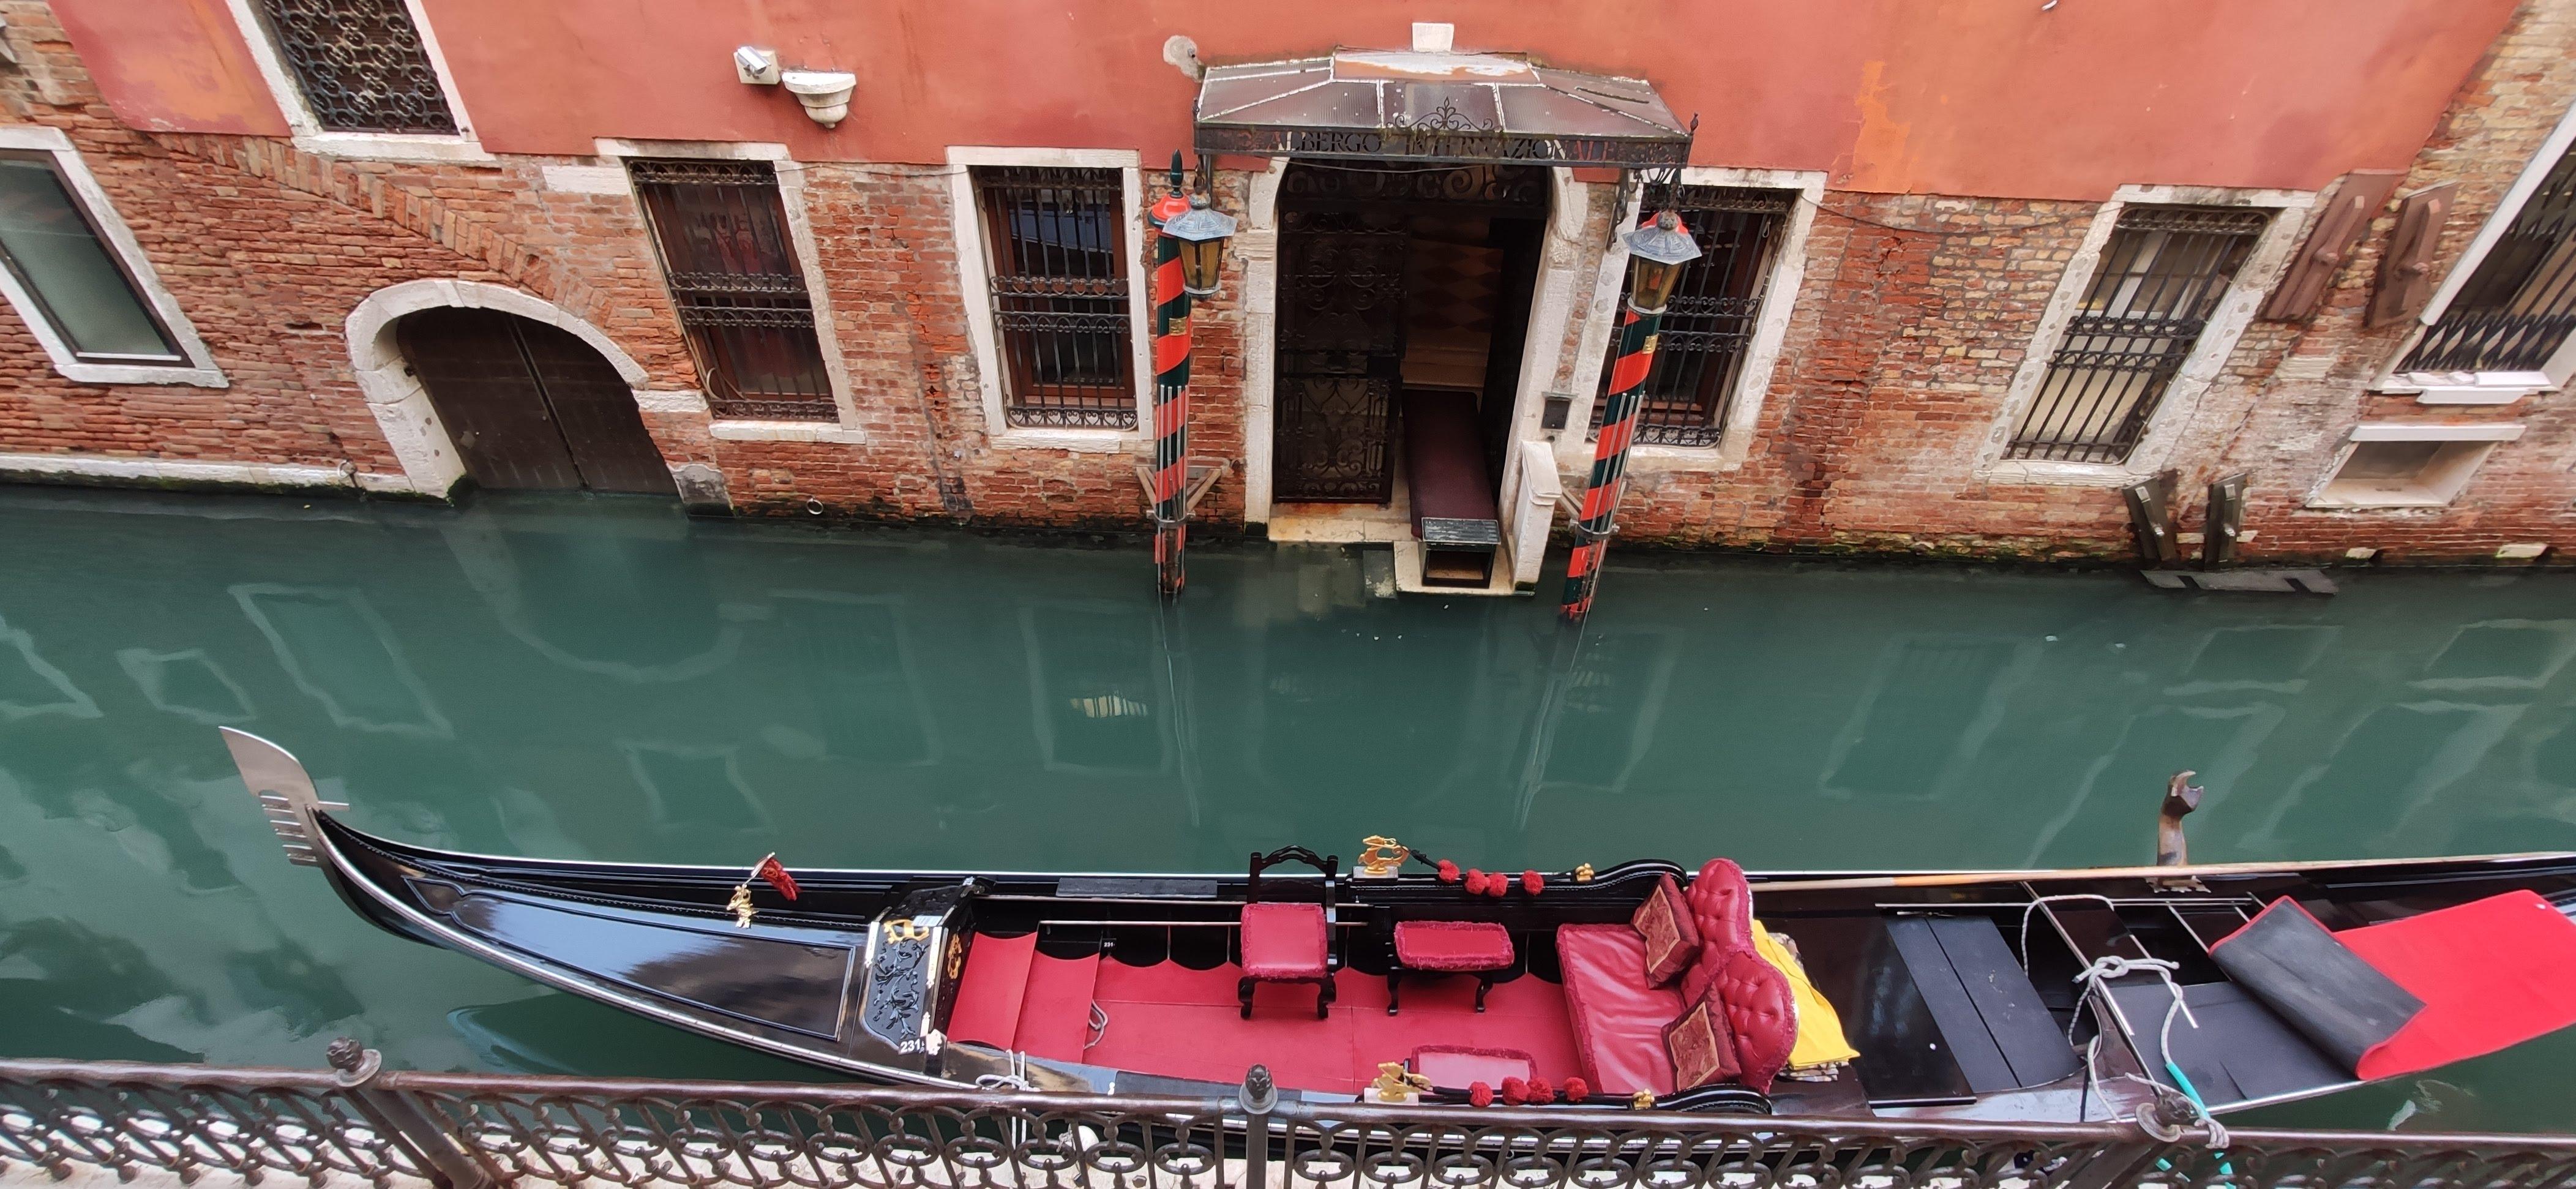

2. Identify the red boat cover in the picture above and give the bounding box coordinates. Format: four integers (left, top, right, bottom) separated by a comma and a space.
2336, 890, 2576, 1081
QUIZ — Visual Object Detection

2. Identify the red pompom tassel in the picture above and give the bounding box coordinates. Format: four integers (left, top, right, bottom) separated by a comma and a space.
1563, 1077, 1589, 1103
1521, 870, 1544, 896
1526, 1077, 1556, 1105
1463, 869, 1488, 895
1499, 1077, 1527, 1105
1467, 1081, 1494, 1108
1436, 859, 1460, 883
1488, 875, 1509, 899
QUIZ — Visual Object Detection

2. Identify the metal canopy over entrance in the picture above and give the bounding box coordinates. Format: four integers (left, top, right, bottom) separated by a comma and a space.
1194, 50, 1690, 168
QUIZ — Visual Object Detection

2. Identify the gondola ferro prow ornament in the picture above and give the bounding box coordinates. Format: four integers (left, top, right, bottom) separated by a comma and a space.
220, 727, 347, 867
2155, 770, 2205, 888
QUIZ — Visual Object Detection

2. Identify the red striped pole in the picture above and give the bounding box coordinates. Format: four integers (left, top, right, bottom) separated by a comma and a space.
1562, 208, 1696, 621
1559, 307, 1660, 620
1149, 158, 1193, 598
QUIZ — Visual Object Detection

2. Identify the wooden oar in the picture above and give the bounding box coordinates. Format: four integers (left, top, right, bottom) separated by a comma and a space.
1745, 850, 2576, 896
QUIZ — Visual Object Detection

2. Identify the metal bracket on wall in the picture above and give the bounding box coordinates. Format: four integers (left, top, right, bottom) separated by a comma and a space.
2201, 472, 2248, 568
2124, 470, 2182, 568
1133, 458, 1232, 514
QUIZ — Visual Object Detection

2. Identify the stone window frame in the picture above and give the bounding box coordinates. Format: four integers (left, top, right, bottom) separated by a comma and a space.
1561, 167, 1824, 474
2372, 101, 2576, 405
1976, 183, 2313, 488
219, 0, 493, 165
590, 138, 864, 444
0, 125, 225, 388
945, 146, 1152, 453
2302, 421, 2524, 511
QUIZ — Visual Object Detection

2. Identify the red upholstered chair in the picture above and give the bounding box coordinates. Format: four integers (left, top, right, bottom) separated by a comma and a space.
1239, 846, 1339, 1019
1685, 858, 1755, 953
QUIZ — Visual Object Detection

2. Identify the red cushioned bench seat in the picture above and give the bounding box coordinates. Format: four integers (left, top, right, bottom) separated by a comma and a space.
1556, 923, 1681, 1095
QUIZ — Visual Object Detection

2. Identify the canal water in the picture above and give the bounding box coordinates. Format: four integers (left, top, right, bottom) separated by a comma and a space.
3, 486, 2574, 1131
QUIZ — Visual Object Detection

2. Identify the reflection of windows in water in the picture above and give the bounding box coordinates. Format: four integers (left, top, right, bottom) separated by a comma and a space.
2174, 625, 2336, 692
2419, 621, 2576, 689
2274, 703, 2501, 849
1023, 604, 1164, 772
225, 941, 360, 1033
118, 647, 255, 724
233, 585, 449, 736
1829, 637, 2018, 798
1542, 634, 1674, 791
623, 743, 764, 831
776, 594, 934, 765
0, 612, 99, 721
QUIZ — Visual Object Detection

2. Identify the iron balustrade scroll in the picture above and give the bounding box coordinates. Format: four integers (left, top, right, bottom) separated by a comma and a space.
2401, 141, 2576, 374
630, 159, 839, 422
255, 0, 457, 134
973, 167, 1137, 430
12, 1052, 2576, 1189
1590, 187, 1794, 448
2008, 206, 2269, 465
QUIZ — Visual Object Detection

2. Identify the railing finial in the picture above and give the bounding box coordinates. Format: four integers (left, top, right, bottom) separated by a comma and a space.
325, 1037, 381, 1086
1240, 1063, 1277, 1114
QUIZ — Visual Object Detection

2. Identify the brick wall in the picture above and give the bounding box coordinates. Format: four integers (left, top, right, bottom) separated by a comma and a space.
0, 0, 2570, 564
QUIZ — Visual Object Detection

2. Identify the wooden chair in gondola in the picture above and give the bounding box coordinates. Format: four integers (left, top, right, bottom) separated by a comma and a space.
1238, 846, 1339, 1019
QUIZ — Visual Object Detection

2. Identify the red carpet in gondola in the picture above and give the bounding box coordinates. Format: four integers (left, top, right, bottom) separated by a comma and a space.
948, 935, 1582, 1093
2337, 890, 2576, 1080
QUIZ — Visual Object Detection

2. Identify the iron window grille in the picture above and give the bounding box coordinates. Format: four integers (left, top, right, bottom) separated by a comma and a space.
2006, 205, 2269, 464
1590, 186, 1794, 448
973, 167, 1136, 429
629, 159, 837, 422
0, 152, 184, 364
2402, 143, 2576, 374
253, 0, 458, 135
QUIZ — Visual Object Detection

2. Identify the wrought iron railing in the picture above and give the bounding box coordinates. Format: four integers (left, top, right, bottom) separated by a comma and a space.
8, 1045, 2576, 1189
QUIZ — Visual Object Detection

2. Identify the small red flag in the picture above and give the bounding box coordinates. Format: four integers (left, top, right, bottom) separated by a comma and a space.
751, 853, 798, 901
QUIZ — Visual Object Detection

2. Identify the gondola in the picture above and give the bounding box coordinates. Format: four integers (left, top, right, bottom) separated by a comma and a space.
225, 728, 2576, 1123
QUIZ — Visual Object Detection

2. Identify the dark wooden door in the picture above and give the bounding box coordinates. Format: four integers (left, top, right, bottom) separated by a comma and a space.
397, 308, 675, 495
1273, 219, 1409, 503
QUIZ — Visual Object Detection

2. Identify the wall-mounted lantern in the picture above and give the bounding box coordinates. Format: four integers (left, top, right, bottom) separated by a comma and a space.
1158, 193, 1239, 296
734, 46, 856, 129
1620, 209, 1701, 314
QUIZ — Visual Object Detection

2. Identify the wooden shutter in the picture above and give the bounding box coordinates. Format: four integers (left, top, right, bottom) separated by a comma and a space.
2370, 183, 2457, 328
2260, 170, 2401, 321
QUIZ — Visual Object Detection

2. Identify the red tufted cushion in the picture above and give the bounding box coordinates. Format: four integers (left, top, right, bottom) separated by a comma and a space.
1395, 921, 1515, 971
1685, 858, 1755, 954
1662, 991, 1742, 1089
1710, 948, 1797, 1093
1240, 902, 1328, 978
1677, 940, 1727, 1006
1630, 875, 1701, 986
1556, 924, 1682, 1095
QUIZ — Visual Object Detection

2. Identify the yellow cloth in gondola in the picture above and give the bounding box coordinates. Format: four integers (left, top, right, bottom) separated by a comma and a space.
1751, 919, 1860, 1070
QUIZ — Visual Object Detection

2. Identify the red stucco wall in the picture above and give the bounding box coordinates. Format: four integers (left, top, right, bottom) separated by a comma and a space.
53, 0, 2517, 200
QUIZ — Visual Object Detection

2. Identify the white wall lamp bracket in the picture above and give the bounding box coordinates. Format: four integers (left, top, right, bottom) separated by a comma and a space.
733, 46, 855, 129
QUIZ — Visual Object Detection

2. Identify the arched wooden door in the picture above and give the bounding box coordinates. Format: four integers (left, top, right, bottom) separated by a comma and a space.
396, 308, 675, 495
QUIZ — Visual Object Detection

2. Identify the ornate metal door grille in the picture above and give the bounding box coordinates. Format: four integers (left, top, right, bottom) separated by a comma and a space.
629, 160, 836, 421
254, 0, 457, 134
1590, 186, 1793, 447
1273, 213, 1409, 503
2403, 143, 2576, 373
2007, 206, 2269, 464
972, 167, 1135, 429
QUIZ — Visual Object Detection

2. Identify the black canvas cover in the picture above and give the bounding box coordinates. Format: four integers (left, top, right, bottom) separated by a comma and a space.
2208, 897, 2424, 1075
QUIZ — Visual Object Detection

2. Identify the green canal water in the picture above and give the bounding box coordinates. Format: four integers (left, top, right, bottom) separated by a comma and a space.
4, 486, 2575, 1131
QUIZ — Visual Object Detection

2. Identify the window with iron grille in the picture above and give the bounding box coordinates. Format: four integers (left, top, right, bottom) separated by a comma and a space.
253, 0, 458, 134
972, 167, 1136, 429
629, 159, 837, 422
2006, 206, 2269, 464
1590, 186, 1794, 447
2401, 143, 2576, 374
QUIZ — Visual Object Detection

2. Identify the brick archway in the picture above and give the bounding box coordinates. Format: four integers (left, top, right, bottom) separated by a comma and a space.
346, 280, 663, 497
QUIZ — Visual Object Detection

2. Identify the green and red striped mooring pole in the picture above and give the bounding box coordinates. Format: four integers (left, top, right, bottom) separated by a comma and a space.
1147, 159, 1193, 598
1561, 208, 1701, 622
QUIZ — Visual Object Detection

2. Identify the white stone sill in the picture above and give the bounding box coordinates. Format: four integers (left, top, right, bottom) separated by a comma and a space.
990, 427, 1141, 454
2376, 370, 2555, 406
709, 420, 867, 444
295, 132, 498, 165
1972, 459, 2153, 489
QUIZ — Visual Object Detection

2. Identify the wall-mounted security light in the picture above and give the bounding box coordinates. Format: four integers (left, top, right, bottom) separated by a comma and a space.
733, 46, 779, 86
